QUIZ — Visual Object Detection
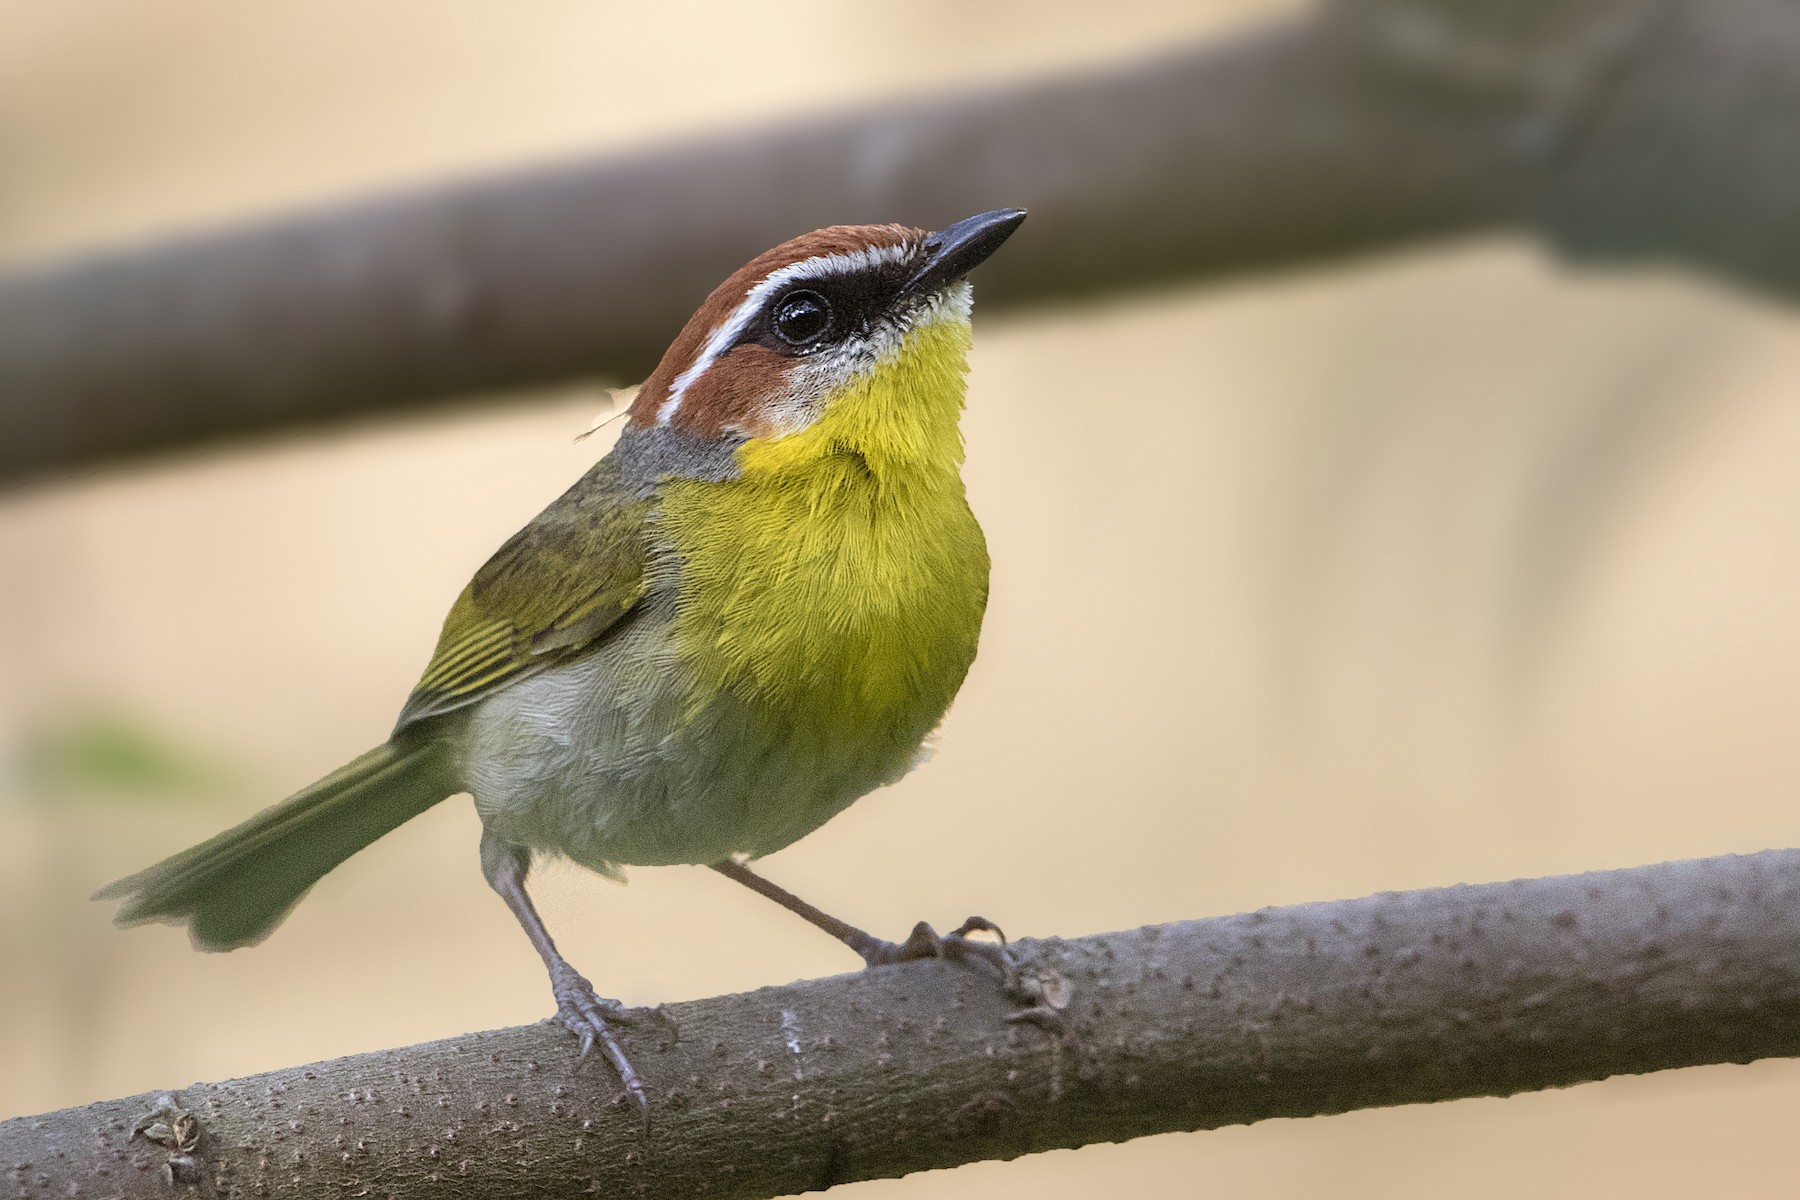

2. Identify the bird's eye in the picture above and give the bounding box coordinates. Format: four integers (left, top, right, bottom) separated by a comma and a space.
772, 290, 833, 347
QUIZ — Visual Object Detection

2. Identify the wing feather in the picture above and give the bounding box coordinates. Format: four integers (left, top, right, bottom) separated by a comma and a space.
394, 455, 654, 732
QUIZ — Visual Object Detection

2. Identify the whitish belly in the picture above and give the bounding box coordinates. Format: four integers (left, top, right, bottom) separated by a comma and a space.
459, 602, 938, 873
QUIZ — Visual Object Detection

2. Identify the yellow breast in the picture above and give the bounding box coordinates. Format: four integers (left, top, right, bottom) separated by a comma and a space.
658, 317, 990, 743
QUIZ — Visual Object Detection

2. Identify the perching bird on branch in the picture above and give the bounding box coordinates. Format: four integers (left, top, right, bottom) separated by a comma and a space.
96, 209, 1029, 1106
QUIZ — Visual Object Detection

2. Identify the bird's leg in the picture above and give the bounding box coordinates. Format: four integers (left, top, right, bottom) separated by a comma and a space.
709, 857, 1013, 977
707, 860, 1072, 1027
480, 833, 650, 1111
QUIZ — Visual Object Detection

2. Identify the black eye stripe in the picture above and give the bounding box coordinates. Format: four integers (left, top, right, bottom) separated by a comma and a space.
739, 255, 918, 356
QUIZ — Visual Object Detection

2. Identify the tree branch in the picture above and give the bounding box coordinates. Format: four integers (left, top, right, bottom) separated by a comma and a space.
15, 0, 1800, 482
7, 848, 1800, 1198
0, 15, 1486, 483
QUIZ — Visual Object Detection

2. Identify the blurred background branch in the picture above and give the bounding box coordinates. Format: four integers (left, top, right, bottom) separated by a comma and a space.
5, 0, 1799, 483
9, 847, 1800, 1199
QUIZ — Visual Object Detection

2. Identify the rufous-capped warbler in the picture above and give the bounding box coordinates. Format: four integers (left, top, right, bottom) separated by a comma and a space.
98, 208, 1028, 1105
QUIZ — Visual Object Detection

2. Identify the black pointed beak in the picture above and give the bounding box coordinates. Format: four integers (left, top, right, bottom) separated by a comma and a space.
902, 208, 1027, 299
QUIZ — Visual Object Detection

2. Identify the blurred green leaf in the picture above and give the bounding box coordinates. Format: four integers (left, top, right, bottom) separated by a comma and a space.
5, 709, 240, 807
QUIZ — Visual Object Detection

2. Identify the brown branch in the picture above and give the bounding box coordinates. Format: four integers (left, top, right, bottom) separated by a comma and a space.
7, 0, 1800, 483
0, 4, 1530, 485
6, 848, 1800, 1198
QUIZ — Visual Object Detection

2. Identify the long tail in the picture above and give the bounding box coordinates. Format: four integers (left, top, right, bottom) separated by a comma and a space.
94, 739, 459, 950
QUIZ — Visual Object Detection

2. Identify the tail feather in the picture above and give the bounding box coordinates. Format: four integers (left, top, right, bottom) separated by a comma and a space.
95, 739, 458, 950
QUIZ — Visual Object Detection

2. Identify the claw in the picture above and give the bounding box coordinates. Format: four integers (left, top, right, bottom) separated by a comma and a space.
948, 916, 1007, 944
937, 920, 1015, 978
861, 915, 1017, 988
857, 916, 1073, 1029
549, 963, 649, 1115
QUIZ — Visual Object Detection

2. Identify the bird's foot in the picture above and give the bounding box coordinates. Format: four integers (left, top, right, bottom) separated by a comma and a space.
856, 914, 1009, 970
855, 916, 1071, 1029
547, 963, 674, 1113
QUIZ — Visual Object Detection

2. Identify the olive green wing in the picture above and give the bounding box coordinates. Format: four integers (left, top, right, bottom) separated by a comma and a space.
394, 457, 654, 733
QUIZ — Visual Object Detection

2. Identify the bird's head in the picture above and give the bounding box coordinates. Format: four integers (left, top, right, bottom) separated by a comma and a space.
626, 208, 1025, 480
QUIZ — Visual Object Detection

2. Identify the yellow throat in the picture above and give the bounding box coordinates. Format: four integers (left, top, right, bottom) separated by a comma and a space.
659, 313, 991, 738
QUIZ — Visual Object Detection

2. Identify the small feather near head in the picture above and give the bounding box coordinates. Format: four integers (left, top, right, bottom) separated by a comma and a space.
627, 223, 927, 439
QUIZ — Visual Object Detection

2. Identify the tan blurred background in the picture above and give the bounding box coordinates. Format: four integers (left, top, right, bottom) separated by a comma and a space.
7, 1, 1800, 1196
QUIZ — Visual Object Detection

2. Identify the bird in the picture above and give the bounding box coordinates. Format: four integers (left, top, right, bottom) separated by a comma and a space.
96, 207, 1029, 1107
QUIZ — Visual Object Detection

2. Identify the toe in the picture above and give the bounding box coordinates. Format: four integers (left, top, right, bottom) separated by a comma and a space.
949, 915, 1008, 944
546, 972, 652, 1110
940, 932, 1013, 975
900, 921, 943, 960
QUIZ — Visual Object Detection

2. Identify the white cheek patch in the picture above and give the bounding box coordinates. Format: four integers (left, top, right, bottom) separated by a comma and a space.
751, 355, 846, 438
657, 242, 917, 427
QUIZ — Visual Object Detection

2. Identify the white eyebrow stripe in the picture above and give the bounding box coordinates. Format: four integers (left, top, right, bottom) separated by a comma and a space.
656, 242, 914, 426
